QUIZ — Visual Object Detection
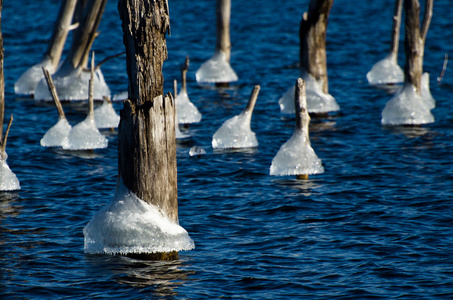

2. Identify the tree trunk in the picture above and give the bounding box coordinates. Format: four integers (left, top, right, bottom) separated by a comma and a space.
117, 0, 177, 224
44, 0, 78, 73
404, 0, 433, 94
216, 0, 231, 62
63, 0, 107, 72
299, 0, 333, 94
390, 0, 403, 61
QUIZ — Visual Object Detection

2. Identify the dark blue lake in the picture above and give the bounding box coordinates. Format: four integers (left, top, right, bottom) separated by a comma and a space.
2, 0, 453, 298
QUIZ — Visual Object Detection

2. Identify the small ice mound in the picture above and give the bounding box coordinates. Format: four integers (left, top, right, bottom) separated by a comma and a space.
94, 101, 120, 129
0, 159, 20, 191
279, 74, 339, 114
270, 130, 324, 176
381, 83, 435, 126
62, 116, 108, 150
15, 60, 53, 95
34, 68, 110, 101
83, 182, 195, 255
212, 111, 258, 149
421, 73, 435, 110
367, 54, 404, 85
176, 90, 202, 124
40, 118, 72, 147
189, 146, 206, 156
196, 51, 238, 83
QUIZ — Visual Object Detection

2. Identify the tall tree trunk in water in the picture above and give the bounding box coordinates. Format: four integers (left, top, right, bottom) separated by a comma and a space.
44, 0, 78, 73
390, 0, 403, 61
117, 0, 177, 227
216, 0, 231, 62
404, 0, 433, 94
299, 0, 333, 94
63, 0, 107, 72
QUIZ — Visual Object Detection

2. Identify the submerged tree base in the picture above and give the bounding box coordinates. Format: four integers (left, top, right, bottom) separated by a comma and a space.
126, 251, 179, 261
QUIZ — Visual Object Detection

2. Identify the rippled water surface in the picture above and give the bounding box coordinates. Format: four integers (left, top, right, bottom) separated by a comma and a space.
2, 0, 453, 299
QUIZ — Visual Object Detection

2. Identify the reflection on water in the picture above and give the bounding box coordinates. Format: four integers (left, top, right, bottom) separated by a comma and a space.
273, 178, 323, 196
383, 124, 431, 138
85, 255, 194, 297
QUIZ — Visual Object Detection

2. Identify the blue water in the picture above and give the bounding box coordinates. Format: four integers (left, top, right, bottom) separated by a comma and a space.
2, 0, 453, 299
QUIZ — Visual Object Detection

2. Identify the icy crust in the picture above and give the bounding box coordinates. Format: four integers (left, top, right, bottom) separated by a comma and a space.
196, 51, 238, 83
381, 81, 435, 126
176, 90, 202, 124
83, 182, 195, 255
212, 111, 258, 149
34, 68, 110, 101
94, 101, 120, 129
62, 116, 108, 150
270, 130, 324, 176
41, 118, 72, 147
15, 59, 52, 95
279, 74, 339, 114
367, 54, 404, 85
0, 159, 20, 191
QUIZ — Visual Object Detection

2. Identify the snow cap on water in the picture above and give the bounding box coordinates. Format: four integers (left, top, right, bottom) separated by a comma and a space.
189, 146, 206, 156
381, 81, 435, 126
196, 51, 238, 84
367, 53, 404, 85
62, 116, 108, 150
176, 89, 202, 124
212, 111, 258, 149
41, 118, 72, 147
279, 73, 339, 114
270, 130, 324, 176
34, 68, 110, 101
14, 59, 53, 95
0, 159, 20, 191
94, 100, 120, 129
83, 180, 195, 255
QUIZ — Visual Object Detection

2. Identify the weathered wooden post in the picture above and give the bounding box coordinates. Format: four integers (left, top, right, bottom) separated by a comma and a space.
118, 0, 178, 259
299, 0, 334, 95
404, 0, 433, 93
216, 0, 232, 64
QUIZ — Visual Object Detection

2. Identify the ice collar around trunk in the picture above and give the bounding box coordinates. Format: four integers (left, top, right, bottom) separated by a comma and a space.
196, 51, 238, 84
0, 158, 20, 191
14, 59, 53, 96
176, 88, 202, 124
83, 181, 195, 255
41, 118, 72, 147
367, 53, 404, 85
62, 115, 108, 150
279, 73, 339, 114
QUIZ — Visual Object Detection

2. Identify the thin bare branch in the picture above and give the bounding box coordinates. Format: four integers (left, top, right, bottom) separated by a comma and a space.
42, 67, 66, 119
437, 53, 448, 84
420, 0, 433, 41
1, 114, 13, 153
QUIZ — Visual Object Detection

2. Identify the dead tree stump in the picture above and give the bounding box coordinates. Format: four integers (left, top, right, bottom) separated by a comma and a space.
299, 0, 333, 94
117, 0, 177, 226
404, 0, 433, 94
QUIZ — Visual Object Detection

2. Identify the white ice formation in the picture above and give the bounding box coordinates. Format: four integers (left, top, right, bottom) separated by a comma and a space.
279, 73, 339, 114
212, 111, 258, 149
34, 67, 110, 101
0, 157, 20, 191
14, 59, 53, 96
83, 181, 195, 255
62, 115, 108, 150
381, 73, 435, 126
189, 146, 206, 156
196, 51, 238, 84
40, 118, 72, 147
270, 130, 324, 176
367, 54, 404, 85
175, 124, 190, 140
176, 89, 202, 124
94, 100, 120, 129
